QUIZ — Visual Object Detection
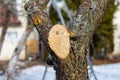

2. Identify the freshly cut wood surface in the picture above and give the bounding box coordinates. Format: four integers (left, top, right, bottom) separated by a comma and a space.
48, 24, 70, 59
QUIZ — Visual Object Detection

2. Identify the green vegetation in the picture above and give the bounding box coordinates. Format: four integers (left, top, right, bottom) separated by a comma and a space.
49, 0, 81, 24
93, 0, 116, 54
66, 0, 82, 10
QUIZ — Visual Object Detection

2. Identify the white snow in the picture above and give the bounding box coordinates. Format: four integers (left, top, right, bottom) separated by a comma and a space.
90, 63, 120, 80
15, 65, 56, 80
1, 63, 120, 80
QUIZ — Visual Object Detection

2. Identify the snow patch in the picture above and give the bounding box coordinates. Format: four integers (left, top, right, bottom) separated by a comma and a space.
1, 63, 120, 80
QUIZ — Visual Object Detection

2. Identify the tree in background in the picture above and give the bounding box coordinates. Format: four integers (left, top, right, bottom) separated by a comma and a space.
0, 0, 12, 54
93, 0, 116, 54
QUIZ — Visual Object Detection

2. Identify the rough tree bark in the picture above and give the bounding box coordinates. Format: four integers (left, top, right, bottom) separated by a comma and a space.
4, 25, 33, 80
24, 0, 109, 80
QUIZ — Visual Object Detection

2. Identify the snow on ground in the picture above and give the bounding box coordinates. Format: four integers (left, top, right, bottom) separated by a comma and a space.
15, 65, 56, 80
1, 63, 120, 80
90, 63, 120, 80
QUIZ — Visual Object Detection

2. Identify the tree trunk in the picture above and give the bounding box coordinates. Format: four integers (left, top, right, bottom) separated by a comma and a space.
25, 0, 109, 80
4, 25, 33, 80
0, 9, 10, 54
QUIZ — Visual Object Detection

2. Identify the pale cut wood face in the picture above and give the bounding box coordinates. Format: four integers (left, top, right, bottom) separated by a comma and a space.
48, 24, 70, 59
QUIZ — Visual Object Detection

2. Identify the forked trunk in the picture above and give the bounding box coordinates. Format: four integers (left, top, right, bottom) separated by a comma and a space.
24, 0, 109, 80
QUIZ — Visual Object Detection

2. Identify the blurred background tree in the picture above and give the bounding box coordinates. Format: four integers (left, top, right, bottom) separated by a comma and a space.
92, 0, 116, 55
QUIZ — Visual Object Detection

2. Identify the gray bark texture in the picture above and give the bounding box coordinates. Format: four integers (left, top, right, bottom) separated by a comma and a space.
24, 0, 109, 80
